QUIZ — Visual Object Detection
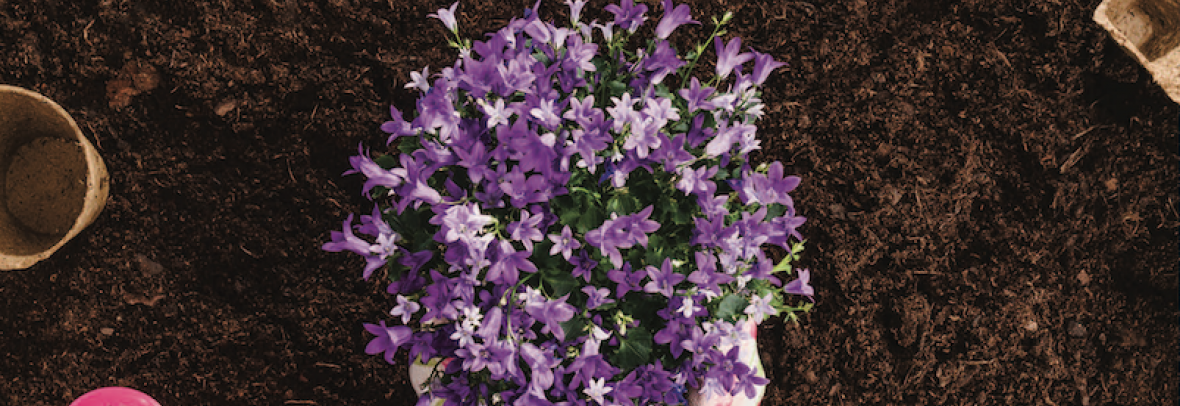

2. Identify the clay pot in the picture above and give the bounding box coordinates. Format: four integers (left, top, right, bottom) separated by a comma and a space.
1094, 0, 1180, 103
0, 85, 109, 270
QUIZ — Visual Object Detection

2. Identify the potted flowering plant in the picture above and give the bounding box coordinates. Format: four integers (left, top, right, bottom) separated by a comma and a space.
324, 1, 815, 405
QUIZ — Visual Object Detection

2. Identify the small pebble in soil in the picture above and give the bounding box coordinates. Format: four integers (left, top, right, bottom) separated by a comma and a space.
134, 254, 165, 275
215, 100, 237, 116
99, 327, 114, 335
1023, 320, 1038, 332
1069, 322, 1087, 337
804, 370, 819, 383
829, 203, 846, 219
1104, 178, 1118, 191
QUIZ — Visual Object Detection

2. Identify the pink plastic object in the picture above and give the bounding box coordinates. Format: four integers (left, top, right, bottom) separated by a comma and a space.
69, 387, 161, 406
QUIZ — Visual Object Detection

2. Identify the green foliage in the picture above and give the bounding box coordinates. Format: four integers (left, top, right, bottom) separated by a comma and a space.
714, 294, 748, 321
609, 325, 653, 371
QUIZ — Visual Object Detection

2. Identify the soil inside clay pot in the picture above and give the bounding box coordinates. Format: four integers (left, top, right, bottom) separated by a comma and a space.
4, 136, 86, 236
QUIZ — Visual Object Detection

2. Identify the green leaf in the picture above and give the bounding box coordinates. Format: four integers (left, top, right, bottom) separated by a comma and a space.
715, 294, 748, 320
374, 153, 399, 169
644, 234, 667, 266
610, 326, 653, 371
541, 266, 580, 297
553, 195, 581, 225
397, 137, 422, 155
561, 316, 588, 343
577, 207, 605, 234
607, 80, 628, 97
605, 193, 639, 216
570, 186, 601, 201
766, 203, 788, 219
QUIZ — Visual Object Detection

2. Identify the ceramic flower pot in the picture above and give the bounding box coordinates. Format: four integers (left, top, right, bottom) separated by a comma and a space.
685, 319, 766, 406
407, 319, 767, 406
0, 85, 109, 270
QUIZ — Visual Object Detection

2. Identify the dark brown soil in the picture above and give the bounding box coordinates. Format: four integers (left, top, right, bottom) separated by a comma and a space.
1, 0, 1176, 405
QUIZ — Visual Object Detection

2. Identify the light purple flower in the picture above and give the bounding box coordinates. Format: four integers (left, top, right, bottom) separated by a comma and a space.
738, 161, 801, 207
714, 36, 754, 79
622, 117, 662, 159
480, 97, 511, 129
393, 154, 443, 213
586, 215, 627, 268
675, 164, 718, 196
389, 294, 421, 324
784, 268, 814, 301
644, 258, 685, 298
525, 293, 577, 342
528, 96, 563, 130
605, 0, 648, 32
584, 377, 613, 405
364, 320, 413, 364
429, 2, 460, 33
679, 77, 715, 113
655, 0, 699, 39
456, 340, 494, 372
744, 292, 777, 324
565, 35, 598, 72
524, 20, 553, 44
607, 262, 645, 297
566, 0, 588, 24
548, 225, 581, 260
500, 168, 552, 208
582, 286, 615, 310
488, 240, 537, 285
435, 203, 495, 244
405, 66, 431, 92
750, 50, 787, 85
322, 214, 389, 280
642, 96, 680, 126
642, 40, 686, 84
654, 318, 688, 357
652, 133, 694, 170
497, 54, 537, 96
508, 209, 545, 252
346, 144, 406, 198
520, 342, 562, 398
620, 206, 661, 249
607, 93, 638, 133
381, 106, 416, 144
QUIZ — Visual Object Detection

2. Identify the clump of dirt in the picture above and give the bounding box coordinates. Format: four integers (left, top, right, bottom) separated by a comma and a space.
5, 136, 85, 236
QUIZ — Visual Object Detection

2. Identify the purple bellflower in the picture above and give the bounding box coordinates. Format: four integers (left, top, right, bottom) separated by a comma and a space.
784, 268, 814, 301
365, 320, 413, 364
644, 258, 685, 298
714, 36, 754, 79
605, 0, 648, 32
429, 2, 460, 33
655, 0, 699, 39
327, 1, 817, 403
548, 225, 581, 260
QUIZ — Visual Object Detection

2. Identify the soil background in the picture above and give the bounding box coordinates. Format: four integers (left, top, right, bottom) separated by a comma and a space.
0, 0, 1176, 405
